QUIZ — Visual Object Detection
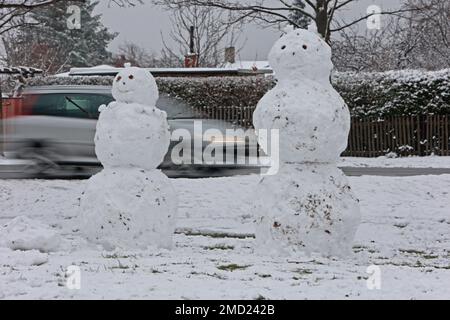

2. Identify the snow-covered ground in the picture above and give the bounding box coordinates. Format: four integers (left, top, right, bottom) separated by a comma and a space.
339, 156, 450, 168
0, 173, 449, 300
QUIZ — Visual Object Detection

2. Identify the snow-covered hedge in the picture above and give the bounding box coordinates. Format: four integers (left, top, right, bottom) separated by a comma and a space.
157, 76, 274, 112
334, 69, 450, 118
24, 69, 450, 118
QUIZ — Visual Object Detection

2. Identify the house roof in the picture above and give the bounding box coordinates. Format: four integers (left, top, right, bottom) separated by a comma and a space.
64, 65, 272, 77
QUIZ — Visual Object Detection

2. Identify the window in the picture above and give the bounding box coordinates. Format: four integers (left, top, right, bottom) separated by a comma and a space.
24, 93, 114, 119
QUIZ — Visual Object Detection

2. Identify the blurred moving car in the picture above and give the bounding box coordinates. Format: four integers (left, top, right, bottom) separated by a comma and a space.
2, 85, 261, 178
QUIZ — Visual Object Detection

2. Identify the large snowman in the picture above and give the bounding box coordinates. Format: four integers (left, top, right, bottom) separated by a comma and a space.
79, 64, 177, 250
253, 28, 361, 258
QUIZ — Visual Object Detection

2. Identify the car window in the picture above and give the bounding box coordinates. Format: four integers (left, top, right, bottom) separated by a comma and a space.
156, 95, 201, 120
24, 93, 114, 119
23, 92, 201, 120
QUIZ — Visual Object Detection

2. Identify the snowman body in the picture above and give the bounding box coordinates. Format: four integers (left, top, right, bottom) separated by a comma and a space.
95, 102, 170, 170
254, 80, 350, 163
79, 66, 176, 250
253, 29, 360, 257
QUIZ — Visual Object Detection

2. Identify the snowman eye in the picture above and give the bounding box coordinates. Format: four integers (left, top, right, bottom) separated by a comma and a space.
116, 76, 122, 82
129, 75, 134, 80
281, 45, 286, 50
303, 45, 308, 50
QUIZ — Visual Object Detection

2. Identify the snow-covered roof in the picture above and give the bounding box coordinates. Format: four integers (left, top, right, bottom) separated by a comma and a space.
222, 61, 272, 72
67, 65, 273, 77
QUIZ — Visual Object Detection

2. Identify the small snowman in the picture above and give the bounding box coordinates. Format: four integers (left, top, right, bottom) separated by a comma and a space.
79, 64, 177, 250
253, 28, 360, 258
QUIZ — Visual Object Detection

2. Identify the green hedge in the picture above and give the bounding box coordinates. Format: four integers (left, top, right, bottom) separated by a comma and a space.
26, 69, 450, 119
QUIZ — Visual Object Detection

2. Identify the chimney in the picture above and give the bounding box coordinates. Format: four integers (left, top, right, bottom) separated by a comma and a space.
184, 26, 199, 68
225, 47, 236, 64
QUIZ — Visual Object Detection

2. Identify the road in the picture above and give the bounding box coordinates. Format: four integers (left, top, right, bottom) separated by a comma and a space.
1, 160, 450, 179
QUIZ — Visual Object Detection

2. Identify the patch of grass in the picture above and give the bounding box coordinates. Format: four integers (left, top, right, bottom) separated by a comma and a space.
399, 249, 426, 255
110, 260, 138, 271
217, 264, 251, 272
422, 255, 439, 260
151, 269, 163, 274
293, 268, 314, 275
177, 229, 255, 239
102, 253, 137, 259
204, 244, 235, 251
394, 223, 409, 229
207, 273, 228, 280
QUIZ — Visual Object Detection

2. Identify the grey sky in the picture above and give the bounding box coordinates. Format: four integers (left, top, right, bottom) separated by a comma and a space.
95, 0, 403, 61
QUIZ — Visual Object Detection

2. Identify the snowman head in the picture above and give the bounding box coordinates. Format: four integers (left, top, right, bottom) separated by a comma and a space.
269, 28, 333, 83
112, 64, 159, 106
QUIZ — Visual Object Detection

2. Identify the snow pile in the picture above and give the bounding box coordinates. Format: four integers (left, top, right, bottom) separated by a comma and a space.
253, 29, 360, 257
80, 65, 177, 250
0, 248, 48, 267
0, 216, 61, 253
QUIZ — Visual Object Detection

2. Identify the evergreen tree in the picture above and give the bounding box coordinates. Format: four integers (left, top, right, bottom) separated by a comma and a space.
289, 0, 311, 29
3, 0, 117, 74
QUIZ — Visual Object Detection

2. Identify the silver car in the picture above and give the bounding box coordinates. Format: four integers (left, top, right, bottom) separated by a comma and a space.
2, 85, 261, 178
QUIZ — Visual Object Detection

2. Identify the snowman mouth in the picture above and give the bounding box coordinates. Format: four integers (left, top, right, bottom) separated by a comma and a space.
117, 88, 132, 94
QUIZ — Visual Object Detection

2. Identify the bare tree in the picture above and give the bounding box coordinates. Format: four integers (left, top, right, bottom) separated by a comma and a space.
141, 0, 425, 43
115, 41, 161, 67
403, 0, 450, 69
158, 2, 243, 67
332, 0, 450, 71
108, 0, 142, 6
1, 26, 69, 73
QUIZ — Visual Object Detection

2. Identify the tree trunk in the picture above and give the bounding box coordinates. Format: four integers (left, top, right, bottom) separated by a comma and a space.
315, 0, 330, 43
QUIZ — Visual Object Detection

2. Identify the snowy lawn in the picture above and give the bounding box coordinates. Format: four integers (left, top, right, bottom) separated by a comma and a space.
0, 173, 449, 299
339, 156, 450, 168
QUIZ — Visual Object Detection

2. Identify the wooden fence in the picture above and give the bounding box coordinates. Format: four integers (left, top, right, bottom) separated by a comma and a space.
198, 106, 450, 158
343, 115, 450, 157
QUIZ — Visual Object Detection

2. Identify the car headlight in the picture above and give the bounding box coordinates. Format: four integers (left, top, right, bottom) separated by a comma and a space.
208, 136, 246, 145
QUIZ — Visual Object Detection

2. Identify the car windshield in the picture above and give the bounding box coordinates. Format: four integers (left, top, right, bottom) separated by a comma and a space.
23, 92, 201, 120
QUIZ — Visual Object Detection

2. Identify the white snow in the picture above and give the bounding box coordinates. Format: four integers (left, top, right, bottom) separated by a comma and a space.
252, 29, 360, 257
80, 66, 176, 251
0, 216, 61, 253
0, 248, 48, 267
0, 174, 449, 299
340, 156, 450, 168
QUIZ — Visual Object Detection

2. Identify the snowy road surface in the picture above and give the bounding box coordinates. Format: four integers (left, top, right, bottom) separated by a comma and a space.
0, 173, 449, 299
1, 156, 450, 179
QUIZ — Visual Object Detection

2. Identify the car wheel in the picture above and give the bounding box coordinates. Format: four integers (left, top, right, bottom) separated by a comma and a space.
17, 140, 60, 175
